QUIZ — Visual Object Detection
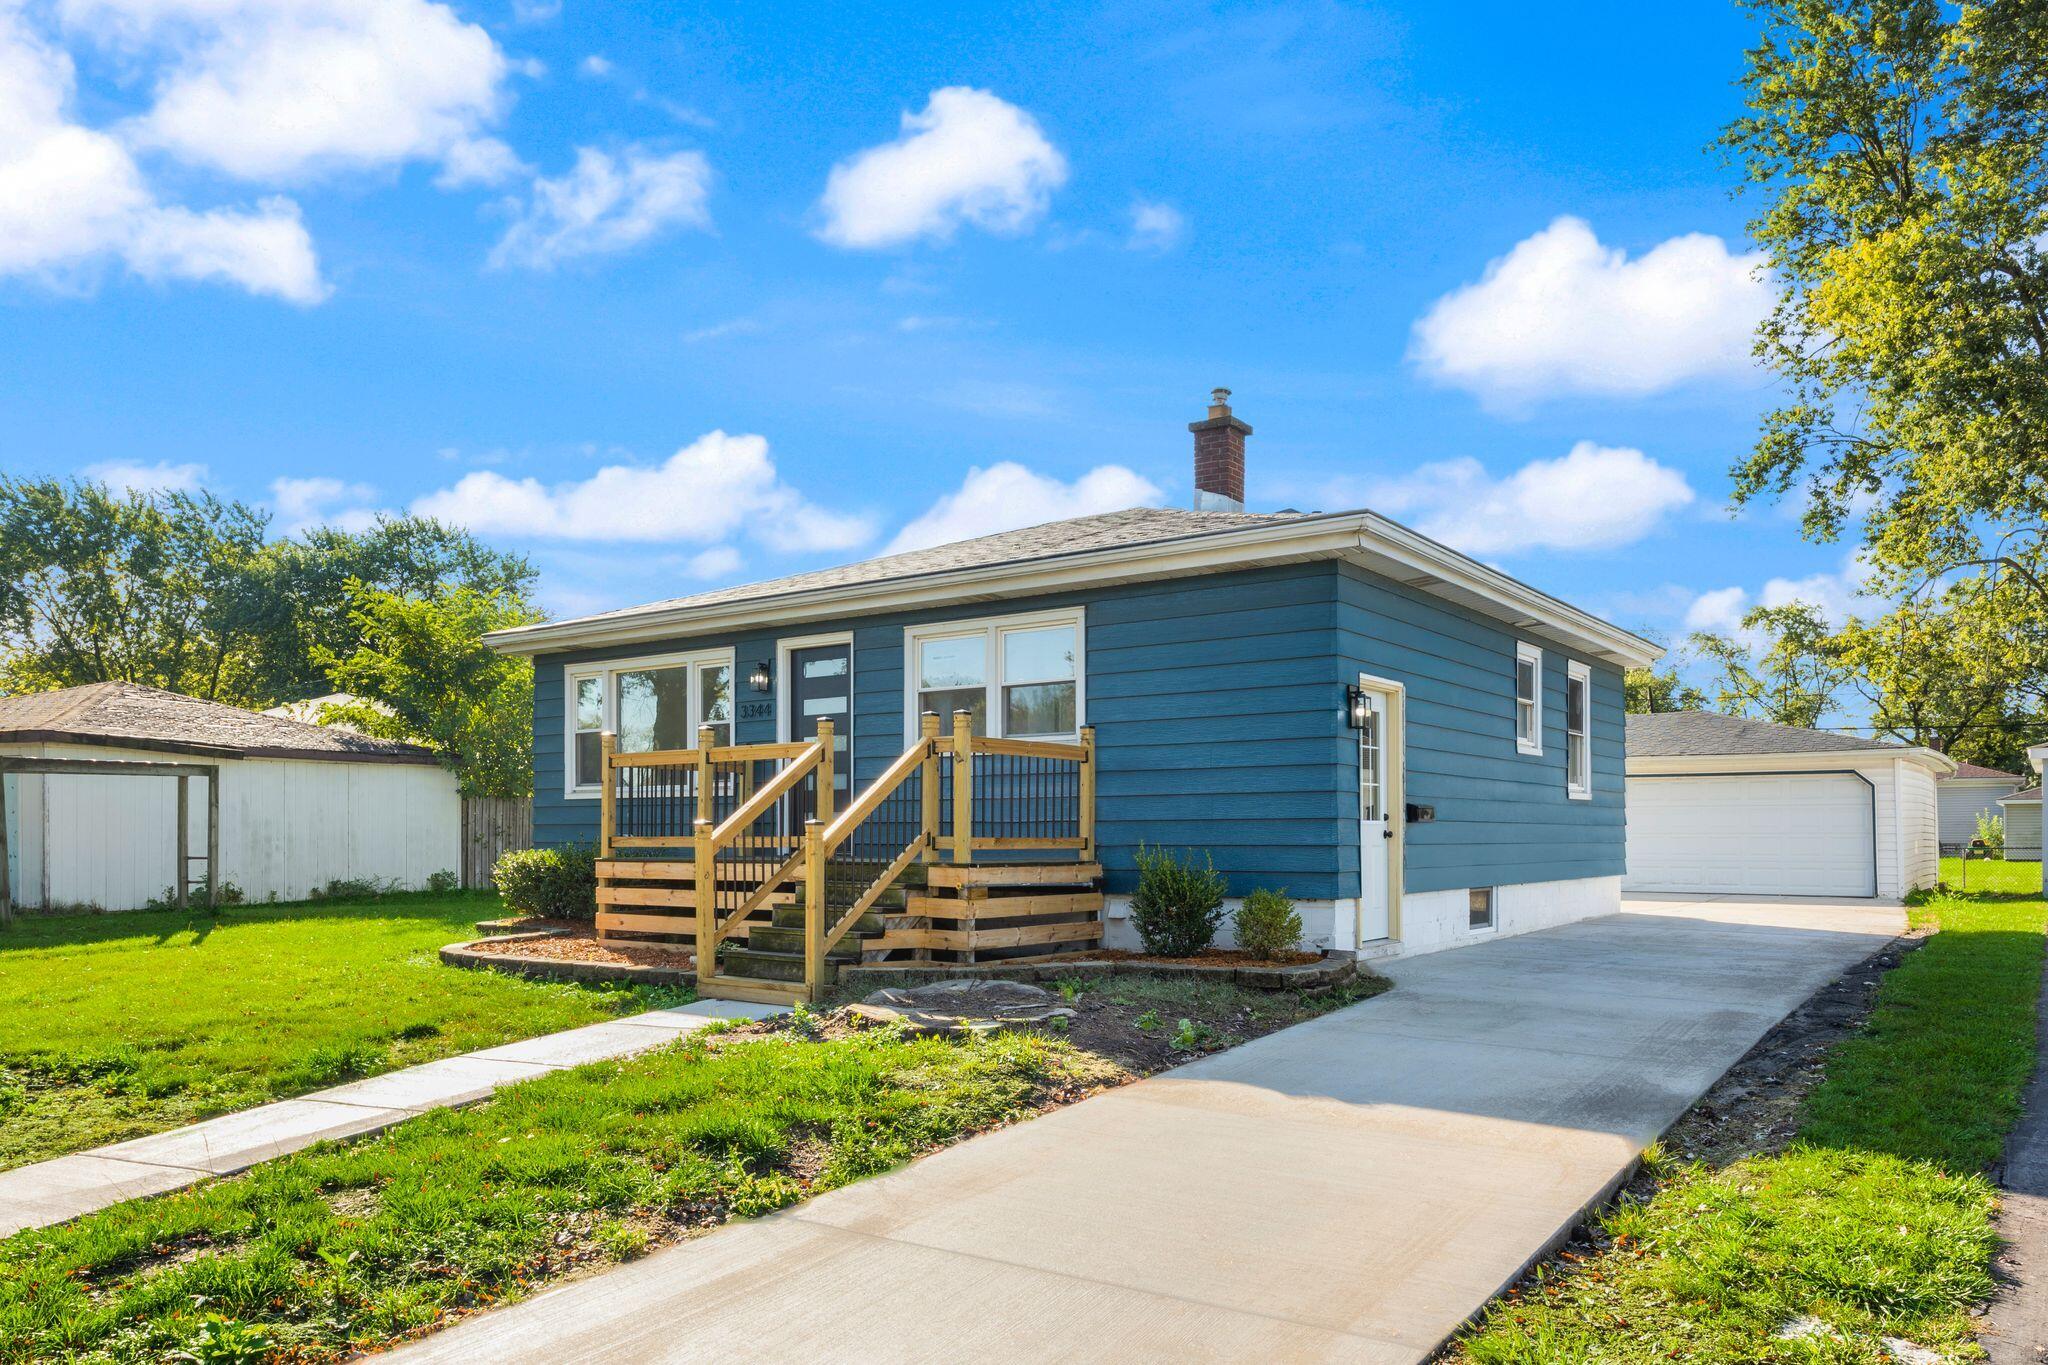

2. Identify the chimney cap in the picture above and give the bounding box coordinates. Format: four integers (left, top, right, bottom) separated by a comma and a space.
1210, 386, 1231, 407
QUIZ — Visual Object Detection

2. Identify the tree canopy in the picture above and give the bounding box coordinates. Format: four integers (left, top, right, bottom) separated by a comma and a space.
0, 475, 541, 794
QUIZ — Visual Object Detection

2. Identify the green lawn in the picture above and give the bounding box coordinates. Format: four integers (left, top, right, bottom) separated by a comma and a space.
0, 893, 685, 1170
1454, 856, 2048, 1362
0, 1020, 1103, 1362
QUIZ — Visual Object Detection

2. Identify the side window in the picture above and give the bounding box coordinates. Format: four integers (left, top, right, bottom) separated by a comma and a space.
1515, 642, 1542, 755
1566, 661, 1591, 799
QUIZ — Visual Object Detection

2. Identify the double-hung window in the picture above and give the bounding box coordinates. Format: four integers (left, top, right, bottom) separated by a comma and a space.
905, 609, 1083, 742
1515, 642, 1543, 755
564, 650, 734, 797
1565, 660, 1592, 800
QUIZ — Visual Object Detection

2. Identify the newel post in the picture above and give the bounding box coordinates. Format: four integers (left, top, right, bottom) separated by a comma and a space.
801, 818, 826, 1000
918, 711, 941, 861
951, 709, 974, 864
692, 723, 717, 830
1078, 724, 1097, 863
598, 731, 617, 859
814, 717, 835, 826
692, 815, 716, 984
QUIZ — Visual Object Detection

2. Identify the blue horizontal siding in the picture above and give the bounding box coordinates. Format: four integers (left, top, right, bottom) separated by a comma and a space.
1336, 562, 1625, 895
529, 557, 1626, 902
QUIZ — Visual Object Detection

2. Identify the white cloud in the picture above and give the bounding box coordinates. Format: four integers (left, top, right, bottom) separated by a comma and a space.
83, 458, 207, 492
489, 145, 713, 269
1355, 441, 1695, 556
509, 0, 559, 23
270, 475, 383, 532
1411, 216, 1769, 405
0, 7, 325, 302
434, 136, 526, 189
1127, 199, 1185, 252
887, 462, 1161, 555
408, 431, 877, 554
686, 545, 741, 578
63, 0, 519, 187
1685, 552, 1882, 639
578, 53, 612, 78
816, 87, 1066, 249
683, 315, 763, 344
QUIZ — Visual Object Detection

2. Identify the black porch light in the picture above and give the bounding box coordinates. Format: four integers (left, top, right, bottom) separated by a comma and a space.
1344, 683, 1369, 730
748, 660, 772, 694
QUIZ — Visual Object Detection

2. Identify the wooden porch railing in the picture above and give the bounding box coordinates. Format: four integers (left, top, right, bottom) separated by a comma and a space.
596, 711, 1095, 1003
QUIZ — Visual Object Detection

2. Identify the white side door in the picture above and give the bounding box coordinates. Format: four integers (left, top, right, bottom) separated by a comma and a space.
1358, 685, 1392, 942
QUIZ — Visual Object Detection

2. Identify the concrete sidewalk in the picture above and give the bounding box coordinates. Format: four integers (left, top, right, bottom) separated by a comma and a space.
0, 999, 782, 1237
393, 895, 1901, 1364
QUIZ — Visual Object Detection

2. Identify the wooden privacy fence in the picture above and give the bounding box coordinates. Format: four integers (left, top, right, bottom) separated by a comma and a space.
461, 797, 533, 889
594, 712, 1096, 1003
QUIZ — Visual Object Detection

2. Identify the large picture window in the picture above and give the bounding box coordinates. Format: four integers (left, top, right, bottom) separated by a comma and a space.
905, 609, 1083, 742
564, 650, 735, 796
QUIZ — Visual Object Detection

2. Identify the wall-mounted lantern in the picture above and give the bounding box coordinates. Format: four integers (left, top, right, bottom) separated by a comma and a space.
1344, 683, 1369, 730
748, 660, 772, 694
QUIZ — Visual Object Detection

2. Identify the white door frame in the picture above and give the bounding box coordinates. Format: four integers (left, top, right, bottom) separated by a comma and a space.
1355, 672, 1406, 946
776, 632, 855, 743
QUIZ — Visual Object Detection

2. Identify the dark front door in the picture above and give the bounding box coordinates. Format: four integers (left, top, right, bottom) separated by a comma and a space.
788, 642, 852, 804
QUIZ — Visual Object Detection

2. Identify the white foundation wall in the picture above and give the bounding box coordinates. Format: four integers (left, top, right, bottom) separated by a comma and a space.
1101, 895, 1350, 954
2, 742, 460, 911
1392, 874, 1622, 958
1101, 874, 1619, 960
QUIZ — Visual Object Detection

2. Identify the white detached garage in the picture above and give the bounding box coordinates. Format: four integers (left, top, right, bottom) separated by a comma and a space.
1, 682, 459, 911
1625, 711, 1953, 901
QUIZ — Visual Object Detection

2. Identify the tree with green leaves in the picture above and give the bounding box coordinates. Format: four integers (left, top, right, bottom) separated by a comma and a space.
1831, 592, 2039, 767
1625, 665, 1710, 715
317, 585, 540, 798
1689, 601, 1850, 729
1721, 0, 2048, 615
0, 475, 536, 711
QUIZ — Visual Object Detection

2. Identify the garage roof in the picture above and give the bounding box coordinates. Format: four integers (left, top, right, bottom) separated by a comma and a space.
1625, 710, 1910, 758
0, 682, 436, 764
1944, 760, 2025, 781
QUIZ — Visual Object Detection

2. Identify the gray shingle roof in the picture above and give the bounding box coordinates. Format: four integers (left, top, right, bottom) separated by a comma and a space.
541, 507, 1303, 629
2003, 786, 2043, 802
1626, 710, 1907, 758
0, 682, 436, 764
1943, 761, 2025, 781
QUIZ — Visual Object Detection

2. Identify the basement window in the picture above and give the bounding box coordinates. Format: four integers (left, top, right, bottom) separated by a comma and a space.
1469, 886, 1496, 931
1515, 642, 1542, 755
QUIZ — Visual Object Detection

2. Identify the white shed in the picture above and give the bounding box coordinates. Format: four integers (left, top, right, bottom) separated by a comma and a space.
1, 682, 459, 911
2001, 787, 2043, 861
1937, 762, 2027, 850
1625, 711, 1954, 901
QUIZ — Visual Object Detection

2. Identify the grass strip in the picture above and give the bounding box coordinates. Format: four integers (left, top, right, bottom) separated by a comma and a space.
1456, 859, 2046, 1362
0, 894, 682, 1169
0, 1022, 1104, 1362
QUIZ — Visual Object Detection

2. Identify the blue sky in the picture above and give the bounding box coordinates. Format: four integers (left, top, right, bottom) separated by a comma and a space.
1, 0, 1875, 680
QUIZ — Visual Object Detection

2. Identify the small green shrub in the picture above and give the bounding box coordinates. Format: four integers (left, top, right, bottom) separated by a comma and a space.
1234, 888, 1303, 960
144, 880, 245, 911
1170, 1017, 1217, 1051
1128, 844, 1227, 957
1976, 811, 2007, 855
426, 868, 461, 894
308, 876, 402, 902
491, 844, 598, 920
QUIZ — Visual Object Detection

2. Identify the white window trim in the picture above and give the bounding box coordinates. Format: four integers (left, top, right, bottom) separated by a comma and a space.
1566, 659, 1592, 801
776, 632, 855, 744
1515, 641, 1543, 756
563, 646, 736, 799
902, 606, 1086, 745
1467, 885, 1497, 933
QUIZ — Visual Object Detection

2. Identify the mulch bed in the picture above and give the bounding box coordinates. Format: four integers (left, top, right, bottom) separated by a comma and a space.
473, 929, 696, 973
1093, 947, 1324, 968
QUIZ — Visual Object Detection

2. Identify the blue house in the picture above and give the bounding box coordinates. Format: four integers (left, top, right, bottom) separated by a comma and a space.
490, 391, 1660, 993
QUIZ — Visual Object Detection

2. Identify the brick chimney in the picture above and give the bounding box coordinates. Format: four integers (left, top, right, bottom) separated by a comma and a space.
1188, 387, 1250, 512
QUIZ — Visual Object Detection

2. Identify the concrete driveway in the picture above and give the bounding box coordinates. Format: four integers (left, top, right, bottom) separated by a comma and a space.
392, 895, 1901, 1364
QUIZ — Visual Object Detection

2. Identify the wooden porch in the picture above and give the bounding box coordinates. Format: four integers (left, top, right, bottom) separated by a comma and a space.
593, 712, 1102, 1004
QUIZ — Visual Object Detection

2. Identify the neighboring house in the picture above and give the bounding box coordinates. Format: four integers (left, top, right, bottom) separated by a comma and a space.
1624, 711, 1954, 900
0, 682, 458, 911
1937, 761, 2027, 850
488, 392, 1662, 959
2002, 786, 2044, 861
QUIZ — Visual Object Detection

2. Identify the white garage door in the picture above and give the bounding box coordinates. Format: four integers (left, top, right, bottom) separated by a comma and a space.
1626, 773, 1876, 897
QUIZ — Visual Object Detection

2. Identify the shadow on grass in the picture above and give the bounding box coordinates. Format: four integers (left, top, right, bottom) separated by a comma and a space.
0, 891, 505, 952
